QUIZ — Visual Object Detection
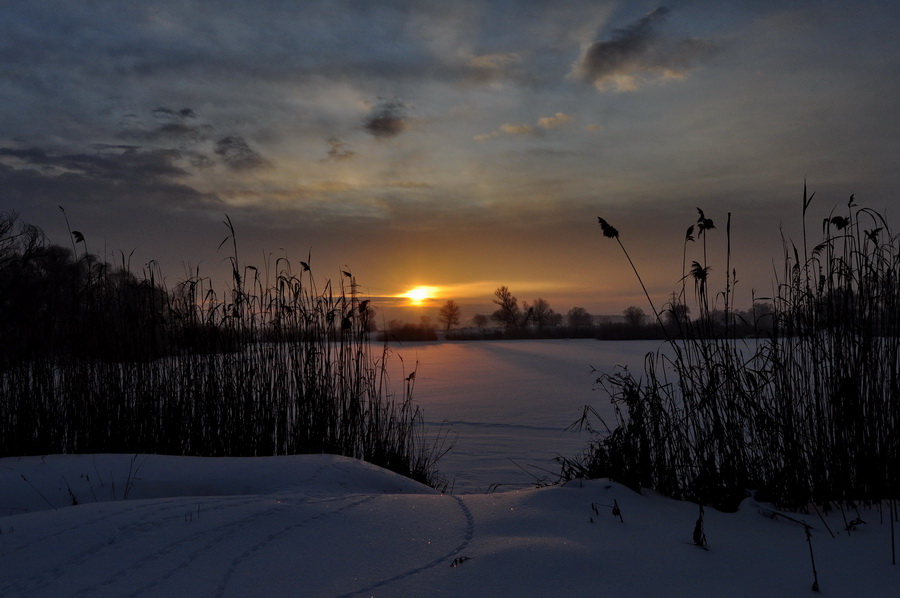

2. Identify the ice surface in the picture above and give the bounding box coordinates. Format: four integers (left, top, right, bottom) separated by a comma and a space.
387, 339, 658, 491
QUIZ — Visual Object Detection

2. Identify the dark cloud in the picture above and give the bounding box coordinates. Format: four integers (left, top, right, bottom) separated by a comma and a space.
214, 136, 267, 171
148, 122, 208, 141
153, 107, 196, 120
324, 138, 356, 161
90, 143, 141, 151
0, 146, 187, 182
363, 100, 408, 138
111, 107, 210, 145
586, 7, 669, 70
573, 6, 718, 91
119, 107, 212, 142
0, 149, 215, 211
189, 153, 216, 170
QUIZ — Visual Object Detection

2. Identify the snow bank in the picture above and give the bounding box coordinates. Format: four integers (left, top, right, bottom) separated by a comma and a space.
1, 454, 897, 597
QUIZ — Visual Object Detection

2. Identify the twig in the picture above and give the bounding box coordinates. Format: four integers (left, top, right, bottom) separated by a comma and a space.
805, 524, 820, 592
20, 474, 57, 511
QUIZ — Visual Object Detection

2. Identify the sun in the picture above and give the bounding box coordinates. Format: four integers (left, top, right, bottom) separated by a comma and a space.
400, 285, 440, 305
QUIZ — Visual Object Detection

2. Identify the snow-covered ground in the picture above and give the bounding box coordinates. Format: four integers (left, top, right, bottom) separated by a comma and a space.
2, 454, 898, 597
388, 339, 657, 492
1, 340, 898, 596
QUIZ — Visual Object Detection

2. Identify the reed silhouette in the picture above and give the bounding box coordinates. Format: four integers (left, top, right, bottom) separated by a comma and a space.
563, 186, 899, 510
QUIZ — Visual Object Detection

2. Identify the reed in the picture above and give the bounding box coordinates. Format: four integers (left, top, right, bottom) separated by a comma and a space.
563, 186, 900, 509
0, 215, 447, 488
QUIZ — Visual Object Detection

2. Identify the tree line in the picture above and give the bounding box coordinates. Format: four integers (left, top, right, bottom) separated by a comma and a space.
0, 211, 177, 362
0, 211, 381, 362
1, 210, 775, 356
391, 285, 775, 341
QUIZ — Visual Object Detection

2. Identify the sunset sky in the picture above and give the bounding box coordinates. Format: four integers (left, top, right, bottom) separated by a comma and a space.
2, 1, 897, 323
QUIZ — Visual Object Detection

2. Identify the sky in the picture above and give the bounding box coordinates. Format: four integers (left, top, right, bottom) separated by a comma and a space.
1, 1, 898, 323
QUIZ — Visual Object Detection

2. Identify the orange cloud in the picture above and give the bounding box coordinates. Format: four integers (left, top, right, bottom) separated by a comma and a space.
537, 113, 574, 129
476, 113, 573, 141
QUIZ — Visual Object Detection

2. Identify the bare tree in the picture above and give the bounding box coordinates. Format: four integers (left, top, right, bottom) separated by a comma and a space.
491, 286, 524, 330
566, 306, 593, 330
438, 299, 461, 332
665, 301, 691, 327
531, 297, 563, 330
471, 313, 489, 330
623, 305, 646, 328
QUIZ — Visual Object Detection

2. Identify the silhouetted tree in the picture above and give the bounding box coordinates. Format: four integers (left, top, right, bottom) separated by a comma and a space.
750, 301, 774, 332
438, 299, 461, 332
472, 313, 489, 330
491, 286, 527, 330
381, 317, 437, 342
567, 306, 593, 329
0, 211, 177, 362
623, 305, 647, 328
531, 297, 563, 330
665, 300, 691, 327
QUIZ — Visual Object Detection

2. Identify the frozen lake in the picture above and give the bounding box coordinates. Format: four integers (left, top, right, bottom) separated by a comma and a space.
387, 339, 664, 493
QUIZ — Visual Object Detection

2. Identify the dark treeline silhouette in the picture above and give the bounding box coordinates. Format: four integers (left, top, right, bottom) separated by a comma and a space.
0, 212, 173, 363
432, 284, 775, 341
379, 318, 438, 342
0, 211, 384, 362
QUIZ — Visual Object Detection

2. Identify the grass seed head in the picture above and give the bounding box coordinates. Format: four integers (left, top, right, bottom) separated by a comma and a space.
597, 217, 619, 239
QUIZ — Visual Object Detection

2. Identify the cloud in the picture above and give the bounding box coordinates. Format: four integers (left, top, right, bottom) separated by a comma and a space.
571, 6, 717, 92
474, 124, 532, 141
465, 52, 525, 83
214, 136, 267, 171
152, 107, 196, 120
0, 146, 216, 211
537, 113, 574, 129
501, 123, 535, 135
118, 106, 212, 142
473, 132, 498, 142
151, 122, 211, 141
385, 180, 432, 189
363, 100, 408, 139
309, 181, 356, 193
468, 53, 522, 70
0, 146, 188, 181
476, 113, 573, 141
323, 138, 356, 162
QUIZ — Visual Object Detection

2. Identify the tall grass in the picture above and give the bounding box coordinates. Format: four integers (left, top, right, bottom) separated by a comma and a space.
562, 187, 900, 509
0, 217, 447, 488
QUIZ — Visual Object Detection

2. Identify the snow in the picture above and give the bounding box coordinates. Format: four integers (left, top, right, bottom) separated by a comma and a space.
389, 339, 655, 492
2, 340, 898, 597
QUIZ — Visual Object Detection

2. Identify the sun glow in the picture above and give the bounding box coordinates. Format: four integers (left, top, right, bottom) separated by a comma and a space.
400, 285, 440, 305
